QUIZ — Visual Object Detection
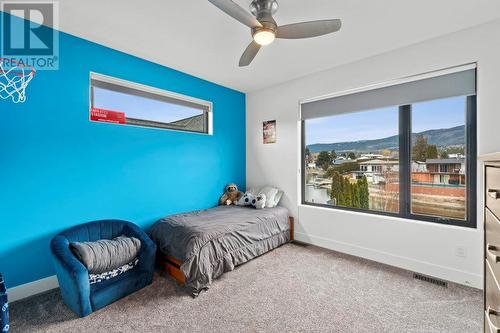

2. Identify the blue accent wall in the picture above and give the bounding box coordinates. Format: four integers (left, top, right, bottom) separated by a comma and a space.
0, 14, 246, 288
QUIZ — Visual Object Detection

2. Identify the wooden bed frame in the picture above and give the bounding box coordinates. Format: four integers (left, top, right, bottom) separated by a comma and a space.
157, 216, 294, 285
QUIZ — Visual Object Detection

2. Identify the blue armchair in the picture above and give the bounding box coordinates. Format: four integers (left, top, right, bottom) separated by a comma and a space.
50, 220, 156, 317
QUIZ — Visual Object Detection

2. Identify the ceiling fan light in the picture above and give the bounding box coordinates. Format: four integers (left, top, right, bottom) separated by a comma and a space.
253, 29, 276, 46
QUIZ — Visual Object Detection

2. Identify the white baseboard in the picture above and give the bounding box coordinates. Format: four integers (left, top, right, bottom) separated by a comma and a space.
294, 231, 483, 290
8, 275, 59, 302
6, 232, 482, 301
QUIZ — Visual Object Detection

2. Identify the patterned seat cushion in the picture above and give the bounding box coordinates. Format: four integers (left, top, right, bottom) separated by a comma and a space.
89, 258, 139, 285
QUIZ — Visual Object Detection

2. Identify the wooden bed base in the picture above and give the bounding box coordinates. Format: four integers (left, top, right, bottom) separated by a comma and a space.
157, 216, 294, 285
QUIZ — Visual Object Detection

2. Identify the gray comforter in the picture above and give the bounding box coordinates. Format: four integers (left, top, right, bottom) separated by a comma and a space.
148, 205, 290, 295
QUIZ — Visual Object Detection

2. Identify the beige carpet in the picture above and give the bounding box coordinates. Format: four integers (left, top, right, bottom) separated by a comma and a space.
9, 243, 482, 333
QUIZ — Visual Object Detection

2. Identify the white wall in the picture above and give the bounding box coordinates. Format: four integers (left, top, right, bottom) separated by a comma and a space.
247, 19, 500, 289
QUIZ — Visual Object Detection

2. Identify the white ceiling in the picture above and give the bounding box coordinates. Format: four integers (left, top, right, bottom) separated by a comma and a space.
55, 0, 500, 92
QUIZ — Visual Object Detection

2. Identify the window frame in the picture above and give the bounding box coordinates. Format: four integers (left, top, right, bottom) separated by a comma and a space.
300, 72, 477, 229
89, 72, 213, 135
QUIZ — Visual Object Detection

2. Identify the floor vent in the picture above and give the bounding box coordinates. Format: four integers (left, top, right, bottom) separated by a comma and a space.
413, 273, 448, 287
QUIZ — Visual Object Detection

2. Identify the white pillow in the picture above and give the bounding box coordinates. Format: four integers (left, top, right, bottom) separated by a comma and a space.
247, 187, 261, 196
258, 186, 279, 208
273, 190, 284, 207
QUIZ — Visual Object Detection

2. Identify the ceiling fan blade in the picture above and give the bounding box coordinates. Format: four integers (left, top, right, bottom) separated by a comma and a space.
276, 19, 342, 39
239, 41, 261, 67
208, 0, 262, 28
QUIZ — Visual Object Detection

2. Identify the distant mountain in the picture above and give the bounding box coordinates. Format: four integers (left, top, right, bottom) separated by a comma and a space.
307, 125, 465, 153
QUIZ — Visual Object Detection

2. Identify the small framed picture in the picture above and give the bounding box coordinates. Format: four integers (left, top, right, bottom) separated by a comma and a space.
263, 120, 276, 144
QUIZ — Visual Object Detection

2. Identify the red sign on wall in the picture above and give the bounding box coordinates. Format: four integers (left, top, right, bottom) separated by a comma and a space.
90, 108, 126, 124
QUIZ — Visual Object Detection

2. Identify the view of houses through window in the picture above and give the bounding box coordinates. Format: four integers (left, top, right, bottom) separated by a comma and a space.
304, 95, 470, 222
304, 106, 400, 214
410, 96, 467, 220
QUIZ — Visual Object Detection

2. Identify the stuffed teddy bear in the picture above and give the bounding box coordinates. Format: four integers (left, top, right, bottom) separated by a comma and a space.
237, 192, 266, 209
219, 183, 243, 205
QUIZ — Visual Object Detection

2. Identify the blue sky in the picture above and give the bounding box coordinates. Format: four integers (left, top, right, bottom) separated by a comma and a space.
305, 96, 466, 144
93, 87, 203, 123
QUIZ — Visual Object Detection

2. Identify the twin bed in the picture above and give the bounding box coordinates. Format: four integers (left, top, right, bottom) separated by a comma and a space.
148, 205, 292, 296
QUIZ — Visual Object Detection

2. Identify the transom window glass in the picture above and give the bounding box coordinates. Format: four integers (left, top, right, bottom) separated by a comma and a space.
301, 66, 477, 227
90, 73, 212, 134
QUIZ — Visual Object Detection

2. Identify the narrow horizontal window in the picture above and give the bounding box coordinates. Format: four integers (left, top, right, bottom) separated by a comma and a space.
89, 73, 212, 134
301, 65, 477, 228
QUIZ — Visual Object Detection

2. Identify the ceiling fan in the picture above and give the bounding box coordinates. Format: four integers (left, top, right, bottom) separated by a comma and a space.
208, 0, 342, 67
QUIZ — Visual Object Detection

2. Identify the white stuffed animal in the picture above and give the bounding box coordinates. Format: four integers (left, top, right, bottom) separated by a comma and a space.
237, 192, 266, 209
236, 192, 251, 206
251, 194, 266, 209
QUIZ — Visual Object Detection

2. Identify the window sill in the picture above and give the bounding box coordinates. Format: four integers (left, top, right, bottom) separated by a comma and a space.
298, 202, 477, 230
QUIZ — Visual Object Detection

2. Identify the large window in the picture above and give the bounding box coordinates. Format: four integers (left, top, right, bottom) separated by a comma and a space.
301, 66, 477, 227
90, 73, 212, 134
